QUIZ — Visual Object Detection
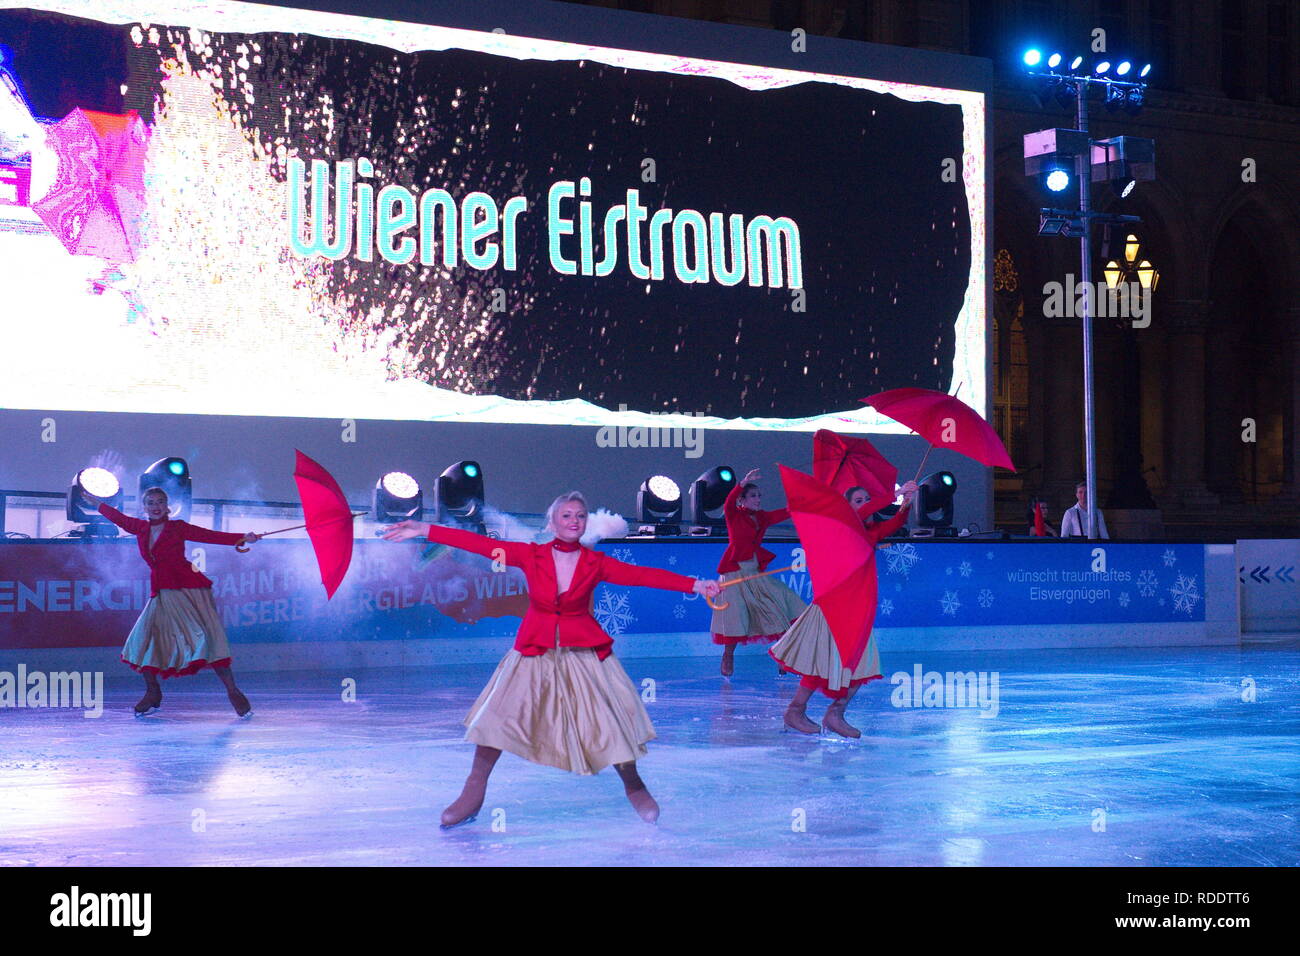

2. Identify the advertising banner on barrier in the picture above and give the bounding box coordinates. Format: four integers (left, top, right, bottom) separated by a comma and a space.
0, 538, 1207, 650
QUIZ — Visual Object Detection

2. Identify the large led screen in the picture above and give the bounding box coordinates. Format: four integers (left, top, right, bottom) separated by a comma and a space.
0, 0, 986, 432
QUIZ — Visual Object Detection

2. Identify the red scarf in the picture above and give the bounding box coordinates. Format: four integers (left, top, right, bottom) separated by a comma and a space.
551, 538, 582, 552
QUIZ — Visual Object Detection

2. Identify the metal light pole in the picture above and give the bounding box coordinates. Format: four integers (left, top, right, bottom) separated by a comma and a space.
1075, 86, 1099, 539
1024, 53, 1152, 539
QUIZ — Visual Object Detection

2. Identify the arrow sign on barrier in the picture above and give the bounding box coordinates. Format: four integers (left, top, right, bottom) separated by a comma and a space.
1250, 566, 1271, 583
1277, 566, 1295, 583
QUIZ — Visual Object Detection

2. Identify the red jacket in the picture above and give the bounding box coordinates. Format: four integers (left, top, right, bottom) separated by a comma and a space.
99, 504, 246, 596
857, 501, 912, 541
425, 524, 697, 660
717, 484, 790, 574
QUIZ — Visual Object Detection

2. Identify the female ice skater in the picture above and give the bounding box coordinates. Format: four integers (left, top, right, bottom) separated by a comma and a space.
383, 492, 721, 828
770, 480, 917, 738
84, 488, 261, 717
712, 468, 807, 677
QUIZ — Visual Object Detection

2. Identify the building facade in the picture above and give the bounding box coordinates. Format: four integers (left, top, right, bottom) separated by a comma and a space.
565, 0, 1300, 539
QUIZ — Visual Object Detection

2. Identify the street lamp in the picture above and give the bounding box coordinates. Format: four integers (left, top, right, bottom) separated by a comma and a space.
1101, 236, 1160, 513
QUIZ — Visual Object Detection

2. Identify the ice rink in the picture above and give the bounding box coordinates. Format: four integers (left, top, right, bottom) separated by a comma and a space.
2, 645, 1296, 866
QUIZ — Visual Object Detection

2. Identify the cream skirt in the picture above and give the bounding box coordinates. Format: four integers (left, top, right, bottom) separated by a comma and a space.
121, 587, 233, 678
464, 647, 654, 775
711, 558, 807, 644
769, 603, 882, 698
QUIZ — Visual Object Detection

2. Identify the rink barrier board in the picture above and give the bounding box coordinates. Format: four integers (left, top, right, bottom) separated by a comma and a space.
0, 539, 1245, 669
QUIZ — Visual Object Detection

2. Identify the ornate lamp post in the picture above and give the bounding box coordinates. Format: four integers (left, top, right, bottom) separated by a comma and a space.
1102, 235, 1160, 511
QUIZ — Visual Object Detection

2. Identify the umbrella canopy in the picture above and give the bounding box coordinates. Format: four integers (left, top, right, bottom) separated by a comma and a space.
812, 429, 899, 517
31, 108, 148, 263
779, 465, 885, 671
293, 449, 356, 599
862, 387, 1015, 472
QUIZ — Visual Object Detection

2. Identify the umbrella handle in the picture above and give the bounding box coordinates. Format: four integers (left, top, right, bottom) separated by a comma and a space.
706, 564, 796, 610
232, 512, 367, 554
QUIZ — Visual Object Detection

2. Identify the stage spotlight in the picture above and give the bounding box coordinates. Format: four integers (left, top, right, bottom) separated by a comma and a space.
1117, 177, 1137, 198
1105, 83, 1127, 112
1095, 60, 1111, 74
1124, 86, 1145, 115
637, 475, 682, 536
1116, 60, 1131, 76
435, 460, 485, 532
1033, 75, 1063, 109
1044, 168, 1071, 192
917, 471, 957, 530
1139, 63, 1151, 77
1070, 55, 1084, 71
1023, 49, 1041, 67
1046, 52, 1062, 69
67, 467, 123, 535
140, 457, 192, 521
1055, 79, 1079, 108
374, 471, 422, 522
688, 465, 736, 534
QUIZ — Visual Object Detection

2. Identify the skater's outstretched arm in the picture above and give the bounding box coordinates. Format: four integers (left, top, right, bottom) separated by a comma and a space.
383, 520, 528, 565
176, 521, 259, 548
601, 556, 721, 599
89, 500, 148, 536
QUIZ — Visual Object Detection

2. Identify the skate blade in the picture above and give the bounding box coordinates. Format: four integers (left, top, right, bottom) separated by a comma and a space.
133, 705, 160, 717
439, 814, 477, 831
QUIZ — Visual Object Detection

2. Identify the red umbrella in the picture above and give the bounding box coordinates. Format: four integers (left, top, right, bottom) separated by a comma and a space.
236, 450, 365, 599
291, 450, 363, 599
812, 429, 899, 517
862, 386, 1015, 478
778, 465, 885, 671
31, 108, 149, 263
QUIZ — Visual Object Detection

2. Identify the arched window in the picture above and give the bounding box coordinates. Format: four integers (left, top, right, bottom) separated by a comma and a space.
992, 249, 1029, 463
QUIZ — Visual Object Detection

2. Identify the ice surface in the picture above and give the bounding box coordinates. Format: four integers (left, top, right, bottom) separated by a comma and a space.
1, 645, 1296, 866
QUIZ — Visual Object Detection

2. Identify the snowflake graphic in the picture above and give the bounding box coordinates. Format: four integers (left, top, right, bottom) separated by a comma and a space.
959, 561, 973, 578
986, 551, 995, 560
672, 602, 686, 620
879, 598, 894, 617
593, 590, 636, 635
940, 590, 961, 616
977, 588, 994, 608
667, 554, 677, 565
945, 566, 953, 576
894, 583, 902, 592
1137, 570, 1158, 598
1118, 592, 1130, 608
883, 543, 921, 576
1162, 548, 1177, 567
611, 548, 637, 564
1169, 574, 1201, 615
